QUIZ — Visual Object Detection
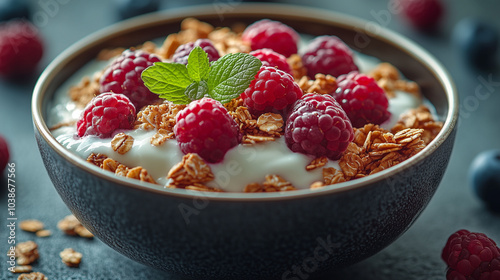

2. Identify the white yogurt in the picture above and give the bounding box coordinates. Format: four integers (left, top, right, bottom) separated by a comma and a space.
49, 54, 422, 192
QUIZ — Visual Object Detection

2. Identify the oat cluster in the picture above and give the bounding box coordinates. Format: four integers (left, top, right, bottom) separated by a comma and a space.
10, 216, 92, 278
87, 152, 156, 184
57, 18, 444, 193
57, 214, 94, 239
369, 62, 420, 99
229, 105, 284, 144
134, 101, 185, 146
59, 248, 82, 268
166, 153, 223, 192
297, 74, 337, 95
16, 272, 48, 280
244, 174, 297, 192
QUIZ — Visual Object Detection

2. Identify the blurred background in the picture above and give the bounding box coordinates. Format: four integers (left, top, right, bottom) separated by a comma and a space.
0, 0, 499, 279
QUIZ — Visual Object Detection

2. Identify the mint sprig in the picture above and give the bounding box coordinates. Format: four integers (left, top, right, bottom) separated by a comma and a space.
142, 46, 262, 104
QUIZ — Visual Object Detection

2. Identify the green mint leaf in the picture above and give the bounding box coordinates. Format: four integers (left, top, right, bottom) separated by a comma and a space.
207, 53, 262, 104
142, 62, 192, 104
185, 80, 209, 101
187, 46, 210, 82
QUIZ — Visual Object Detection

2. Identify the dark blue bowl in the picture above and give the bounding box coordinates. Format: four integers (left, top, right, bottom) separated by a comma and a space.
32, 4, 458, 280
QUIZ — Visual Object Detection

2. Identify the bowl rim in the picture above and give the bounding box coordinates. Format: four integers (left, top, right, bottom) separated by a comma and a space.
32, 3, 458, 202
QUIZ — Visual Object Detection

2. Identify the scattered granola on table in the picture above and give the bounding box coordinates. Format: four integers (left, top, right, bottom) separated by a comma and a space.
17, 272, 48, 280
57, 215, 94, 239
48, 17, 444, 193
19, 220, 44, 233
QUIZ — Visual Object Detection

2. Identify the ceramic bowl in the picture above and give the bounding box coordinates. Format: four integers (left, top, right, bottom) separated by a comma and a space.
32, 4, 458, 280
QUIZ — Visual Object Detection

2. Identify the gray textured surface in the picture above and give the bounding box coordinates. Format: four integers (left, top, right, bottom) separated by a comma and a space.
1, 0, 500, 279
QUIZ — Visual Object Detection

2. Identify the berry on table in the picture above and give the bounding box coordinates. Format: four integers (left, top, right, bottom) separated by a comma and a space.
301, 35, 358, 78
393, 0, 444, 31
240, 66, 303, 116
172, 39, 220, 65
76, 92, 136, 138
174, 98, 240, 163
453, 18, 499, 69
0, 20, 43, 78
114, 0, 160, 20
0, 134, 9, 172
242, 19, 299, 57
469, 150, 500, 212
442, 229, 500, 280
249, 48, 292, 75
333, 71, 390, 128
100, 49, 161, 109
0, 0, 31, 22
285, 93, 353, 160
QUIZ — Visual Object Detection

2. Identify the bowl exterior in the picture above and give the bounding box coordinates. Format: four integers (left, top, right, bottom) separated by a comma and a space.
35, 126, 455, 279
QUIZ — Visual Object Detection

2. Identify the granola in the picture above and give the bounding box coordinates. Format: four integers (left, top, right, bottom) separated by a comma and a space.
10, 265, 32, 274
111, 133, 134, 154
369, 63, 421, 99
60, 248, 82, 268
391, 105, 443, 144
19, 220, 44, 233
244, 175, 297, 192
17, 272, 48, 280
298, 74, 337, 95
167, 153, 215, 189
87, 153, 156, 184
287, 54, 308, 80
50, 17, 444, 193
15, 241, 39, 265
57, 215, 94, 239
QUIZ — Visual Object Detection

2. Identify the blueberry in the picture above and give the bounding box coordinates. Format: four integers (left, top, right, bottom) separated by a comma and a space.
453, 18, 499, 69
469, 150, 500, 212
114, 0, 160, 20
0, 0, 31, 22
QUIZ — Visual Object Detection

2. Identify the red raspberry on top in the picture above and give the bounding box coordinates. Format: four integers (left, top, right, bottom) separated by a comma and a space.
0, 20, 43, 78
301, 35, 358, 78
333, 71, 390, 128
0, 134, 9, 172
250, 48, 292, 75
77, 92, 136, 138
242, 19, 299, 57
240, 66, 303, 116
174, 98, 240, 163
172, 39, 220, 65
100, 49, 161, 109
442, 229, 500, 280
393, 0, 444, 31
285, 93, 353, 160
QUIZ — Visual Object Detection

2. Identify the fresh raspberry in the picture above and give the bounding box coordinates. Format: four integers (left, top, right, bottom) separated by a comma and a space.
240, 66, 303, 116
174, 98, 240, 163
301, 35, 358, 78
333, 71, 390, 128
76, 92, 136, 138
394, 0, 444, 31
442, 229, 500, 280
0, 135, 9, 172
0, 20, 43, 78
250, 48, 292, 75
100, 49, 161, 109
172, 39, 220, 65
242, 19, 299, 57
285, 93, 353, 160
